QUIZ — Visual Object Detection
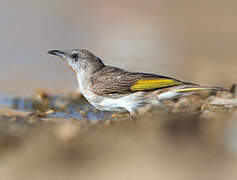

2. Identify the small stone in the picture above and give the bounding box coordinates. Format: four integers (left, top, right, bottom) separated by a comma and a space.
111, 113, 129, 119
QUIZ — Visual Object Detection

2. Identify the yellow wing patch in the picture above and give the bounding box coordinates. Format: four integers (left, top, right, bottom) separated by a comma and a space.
130, 79, 182, 91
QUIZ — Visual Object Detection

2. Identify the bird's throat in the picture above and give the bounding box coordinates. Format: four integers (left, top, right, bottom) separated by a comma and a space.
76, 72, 90, 95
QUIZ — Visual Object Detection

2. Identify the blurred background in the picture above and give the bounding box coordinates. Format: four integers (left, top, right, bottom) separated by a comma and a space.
1, 0, 237, 94
1, 1, 237, 180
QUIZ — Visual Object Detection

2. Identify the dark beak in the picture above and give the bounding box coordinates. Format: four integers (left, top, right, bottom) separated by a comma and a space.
47, 50, 65, 58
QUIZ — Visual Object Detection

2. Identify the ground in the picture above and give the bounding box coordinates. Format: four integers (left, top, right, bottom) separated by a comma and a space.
0, 90, 237, 180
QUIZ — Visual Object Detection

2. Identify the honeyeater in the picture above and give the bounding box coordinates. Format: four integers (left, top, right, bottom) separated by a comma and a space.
48, 49, 226, 115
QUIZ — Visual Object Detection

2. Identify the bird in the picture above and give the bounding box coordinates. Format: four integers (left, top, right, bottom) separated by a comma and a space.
48, 49, 226, 115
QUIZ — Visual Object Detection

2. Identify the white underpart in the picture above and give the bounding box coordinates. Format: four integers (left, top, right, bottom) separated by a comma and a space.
98, 92, 147, 114
100, 96, 134, 112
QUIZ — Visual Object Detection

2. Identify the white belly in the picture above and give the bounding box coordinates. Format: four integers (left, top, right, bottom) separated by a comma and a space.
81, 88, 146, 113
98, 96, 131, 112
83, 91, 131, 113
85, 90, 157, 114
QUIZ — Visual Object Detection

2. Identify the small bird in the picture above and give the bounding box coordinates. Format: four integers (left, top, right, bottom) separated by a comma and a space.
48, 49, 226, 115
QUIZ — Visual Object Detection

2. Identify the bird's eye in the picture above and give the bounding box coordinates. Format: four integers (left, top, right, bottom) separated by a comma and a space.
70, 53, 79, 61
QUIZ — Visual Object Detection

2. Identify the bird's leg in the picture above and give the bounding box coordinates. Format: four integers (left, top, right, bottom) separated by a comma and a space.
129, 110, 138, 117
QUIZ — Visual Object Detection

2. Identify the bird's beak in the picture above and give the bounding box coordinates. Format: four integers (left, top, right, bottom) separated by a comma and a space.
47, 50, 66, 59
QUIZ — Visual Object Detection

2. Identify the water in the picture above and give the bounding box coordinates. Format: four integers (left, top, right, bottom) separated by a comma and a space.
0, 93, 109, 121
0, 93, 18, 108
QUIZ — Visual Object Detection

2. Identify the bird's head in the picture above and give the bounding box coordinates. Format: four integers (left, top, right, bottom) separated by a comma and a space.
48, 49, 105, 74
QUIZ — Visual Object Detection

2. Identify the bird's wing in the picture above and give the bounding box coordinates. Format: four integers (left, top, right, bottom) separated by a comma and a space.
90, 66, 186, 95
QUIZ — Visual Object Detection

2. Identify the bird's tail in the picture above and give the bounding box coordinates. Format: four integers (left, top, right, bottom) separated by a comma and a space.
158, 85, 227, 101
173, 86, 227, 93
